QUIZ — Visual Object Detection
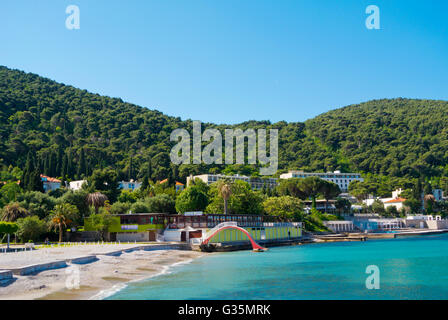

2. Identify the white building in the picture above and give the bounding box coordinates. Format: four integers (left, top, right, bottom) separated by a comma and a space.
187, 174, 278, 190
69, 180, 87, 191
279, 170, 363, 192
323, 221, 355, 233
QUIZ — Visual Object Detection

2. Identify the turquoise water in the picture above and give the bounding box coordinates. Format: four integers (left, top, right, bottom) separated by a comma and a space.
109, 235, 448, 300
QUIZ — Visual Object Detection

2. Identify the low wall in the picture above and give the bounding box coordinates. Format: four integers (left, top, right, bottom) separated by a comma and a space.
0, 270, 13, 281
11, 261, 67, 276
426, 220, 448, 230
67, 256, 98, 264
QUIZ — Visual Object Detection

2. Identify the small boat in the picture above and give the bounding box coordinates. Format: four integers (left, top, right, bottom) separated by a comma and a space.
253, 248, 268, 252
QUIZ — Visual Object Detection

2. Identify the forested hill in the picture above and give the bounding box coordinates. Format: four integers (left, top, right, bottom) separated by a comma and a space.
1, 65, 448, 183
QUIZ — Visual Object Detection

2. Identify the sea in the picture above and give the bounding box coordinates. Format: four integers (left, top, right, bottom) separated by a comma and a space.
108, 234, 448, 300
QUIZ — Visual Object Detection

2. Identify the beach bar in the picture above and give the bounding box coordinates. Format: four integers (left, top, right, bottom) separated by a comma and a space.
84, 213, 303, 248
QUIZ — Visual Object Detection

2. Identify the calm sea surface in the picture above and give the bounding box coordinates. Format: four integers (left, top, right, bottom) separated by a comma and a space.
109, 234, 448, 300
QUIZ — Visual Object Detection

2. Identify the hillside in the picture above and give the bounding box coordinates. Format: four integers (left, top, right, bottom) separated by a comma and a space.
1, 66, 448, 183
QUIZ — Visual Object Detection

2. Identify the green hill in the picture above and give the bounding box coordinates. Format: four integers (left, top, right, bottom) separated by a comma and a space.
1, 66, 448, 183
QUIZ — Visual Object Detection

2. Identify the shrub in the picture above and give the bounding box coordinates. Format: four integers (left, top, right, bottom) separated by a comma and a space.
16, 216, 47, 242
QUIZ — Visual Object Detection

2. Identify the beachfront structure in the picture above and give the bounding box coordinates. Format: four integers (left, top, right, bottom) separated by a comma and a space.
279, 170, 363, 192
323, 221, 355, 233
187, 174, 278, 190
40, 175, 61, 193
69, 180, 87, 191
351, 218, 406, 231
119, 180, 142, 191
84, 213, 302, 245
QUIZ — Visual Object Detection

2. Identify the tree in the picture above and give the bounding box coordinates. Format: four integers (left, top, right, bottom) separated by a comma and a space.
87, 192, 108, 214
16, 216, 47, 242
17, 191, 57, 219
0, 221, 19, 249
130, 201, 150, 213
118, 190, 138, 204
348, 180, 370, 202
424, 194, 436, 215
385, 205, 399, 217
77, 148, 86, 179
263, 196, 304, 221
298, 176, 326, 209
0, 182, 22, 204
321, 180, 341, 212
48, 203, 78, 242
276, 179, 307, 199
217, 179, 232, 215
146, 194, 176, 213
110, 202, 131, 215
334, 197, 352, 214
59, 189, 90, 222
86, 168, 120, 202
175, 185, 209, 214
88, 211, 114, 241
371, 199, 385, 215
1, 202, 29, 222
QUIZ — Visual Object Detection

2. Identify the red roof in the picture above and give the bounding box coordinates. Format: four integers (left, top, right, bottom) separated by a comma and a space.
175, 181, 184, 186
40, 175, 61, 183
158, 179, 168, 184
385, 197, 407, 203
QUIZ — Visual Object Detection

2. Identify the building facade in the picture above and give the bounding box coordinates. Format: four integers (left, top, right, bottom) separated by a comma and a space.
119, 180, 142, 191
69, 180, 87, 191
40, 175, 61, 193
279, 170, 363, 192
187, 174, 278, 190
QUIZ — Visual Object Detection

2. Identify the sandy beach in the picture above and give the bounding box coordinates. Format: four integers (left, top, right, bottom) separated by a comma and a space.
0, 244, 207, 300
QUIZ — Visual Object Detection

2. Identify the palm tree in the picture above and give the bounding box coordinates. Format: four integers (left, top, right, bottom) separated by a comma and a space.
49, 203, 78, 243
424, 194, 435, 215
217, 179, 232, 215
87, 192, 108, 214
1, 202, 29, 222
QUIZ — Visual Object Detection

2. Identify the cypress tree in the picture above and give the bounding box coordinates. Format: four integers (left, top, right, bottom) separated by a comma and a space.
49, 151, 57, 177
61, 153, 68, 180
128, 156, 133, 180
77, 148, 86, 179
43, 153, 50, 176
56, 147, 63, 177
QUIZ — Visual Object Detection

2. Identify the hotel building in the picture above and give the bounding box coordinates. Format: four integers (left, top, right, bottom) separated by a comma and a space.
279, 170, 363, 192
187, 174, 278, 190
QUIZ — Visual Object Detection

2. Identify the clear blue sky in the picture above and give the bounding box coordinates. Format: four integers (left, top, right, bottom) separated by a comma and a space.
1, 0, 447, 124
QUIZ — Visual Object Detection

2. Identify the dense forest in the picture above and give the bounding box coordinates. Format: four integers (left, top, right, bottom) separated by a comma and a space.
1, 66, 448, 185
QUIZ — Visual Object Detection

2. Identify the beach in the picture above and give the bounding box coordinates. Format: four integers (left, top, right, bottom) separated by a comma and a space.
0, 244, 206, 300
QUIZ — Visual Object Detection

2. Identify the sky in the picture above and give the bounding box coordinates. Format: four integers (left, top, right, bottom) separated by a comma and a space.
1, 0, 447, 124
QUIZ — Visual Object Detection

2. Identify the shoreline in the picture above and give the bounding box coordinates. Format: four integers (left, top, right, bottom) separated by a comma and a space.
0, 244, 207, 300
2, 230, 447, 300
